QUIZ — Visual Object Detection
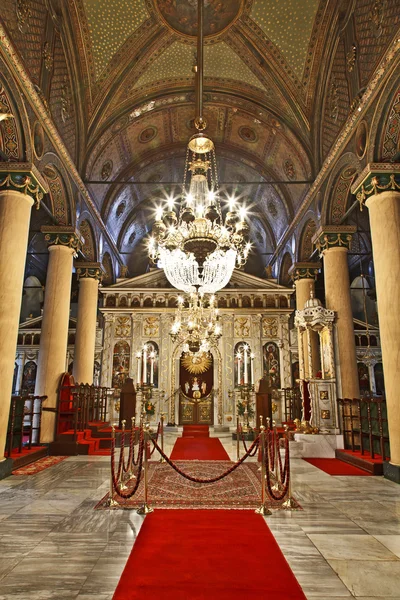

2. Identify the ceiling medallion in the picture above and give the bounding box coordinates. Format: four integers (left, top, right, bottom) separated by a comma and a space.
139, 126, 158, 144
152, 0, 244, 40
147, 0, 250, 294
238, 125, 258, 143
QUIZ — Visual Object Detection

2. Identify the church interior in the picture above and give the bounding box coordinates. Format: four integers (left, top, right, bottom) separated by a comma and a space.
1, 0, 400, 598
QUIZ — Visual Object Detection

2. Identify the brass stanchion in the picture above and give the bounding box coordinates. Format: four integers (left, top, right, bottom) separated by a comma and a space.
282, 424, 296, 510
137, 423, 154, 515
271, 420, 281, 493
107, 425, 119, 508
255, 425, 272, 516
236, 415, 240, 461
129, 416, 136, 479
159, 413, 166, 463
118, 420, 128, 491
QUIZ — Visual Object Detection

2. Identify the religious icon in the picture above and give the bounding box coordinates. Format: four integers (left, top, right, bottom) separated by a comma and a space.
185, 381, 190, 395
192, 377, 200, 392
201, 381, 207, 395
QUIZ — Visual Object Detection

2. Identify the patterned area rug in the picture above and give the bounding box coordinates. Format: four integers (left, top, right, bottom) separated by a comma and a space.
95, 460, 301, 510
12, 456, 68, 475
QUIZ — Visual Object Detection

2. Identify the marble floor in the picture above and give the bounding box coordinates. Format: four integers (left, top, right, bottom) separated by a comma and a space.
0, 432, 400, 599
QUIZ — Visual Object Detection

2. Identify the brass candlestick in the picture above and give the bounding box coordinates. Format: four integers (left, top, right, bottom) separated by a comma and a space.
159, 412, 166, 463
255, 425, 272, 516
137, 423, 154, 515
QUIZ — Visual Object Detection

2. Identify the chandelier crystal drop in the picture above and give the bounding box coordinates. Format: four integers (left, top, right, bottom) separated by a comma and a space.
147, 0, 250, 294
170, 292, 222, 355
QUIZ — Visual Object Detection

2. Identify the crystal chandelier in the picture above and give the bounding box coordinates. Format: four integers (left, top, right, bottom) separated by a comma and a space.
148, 0, 250, 294
170, 292, 222, 355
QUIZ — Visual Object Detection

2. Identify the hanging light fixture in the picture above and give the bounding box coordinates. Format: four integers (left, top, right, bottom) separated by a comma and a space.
148, 0, 250, 294
170, 292, 222, 355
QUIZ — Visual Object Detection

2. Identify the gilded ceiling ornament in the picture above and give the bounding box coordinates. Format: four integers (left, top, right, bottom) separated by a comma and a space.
181, 351, 212, 375
328, 77, 339, 122
101, 160, 113, 181
60, 76, 70, 123
283, 159, 296, 181
42, 41, 53, 72
16, 0, 32, 34
115, 317, 131, 338
234, 317, 250, 338
262, 317, 278, 338
346, 44, 357, 73
369, 0, 384, 38
143, 316, 159, 337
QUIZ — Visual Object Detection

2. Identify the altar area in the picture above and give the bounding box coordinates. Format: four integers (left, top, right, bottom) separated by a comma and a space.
99, 269, 294, 428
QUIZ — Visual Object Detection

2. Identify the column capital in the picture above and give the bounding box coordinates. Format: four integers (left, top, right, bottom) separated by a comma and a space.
289, 262, 321, 281
351, 163, 400, 209
75, 261, 104, 282
312, 226, 356, 256
41, 226, 83, 256
0, 163, 48, 208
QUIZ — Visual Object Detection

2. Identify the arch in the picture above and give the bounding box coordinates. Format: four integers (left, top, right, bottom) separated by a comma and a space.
0, 76, 29, 161
42, 163, 71, 225
298, 219, 317, 261
279, 252, 292, 287
102, 252, 114, 286
79, 218, 97, 261
368, 69, 400, 162
21, 361, 37, 394
321, 152, 362, 225
21, 276, 43, 321
142, 341, 159, 388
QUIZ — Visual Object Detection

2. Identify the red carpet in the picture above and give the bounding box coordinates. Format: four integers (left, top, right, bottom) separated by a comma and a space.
182, 425, 210, 438
12, 456, 68, 475
170, 437, 230, 461
303, 457, 373, 476
113, 510, 306, 600
338, 449, 384, 464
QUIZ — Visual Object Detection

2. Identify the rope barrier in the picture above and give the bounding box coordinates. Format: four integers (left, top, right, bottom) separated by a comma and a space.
110, 428, 145, 499
264, 433, 290, 501
149, 422, 161, 457
150, 435, 260, 484
239, 425, 259, 456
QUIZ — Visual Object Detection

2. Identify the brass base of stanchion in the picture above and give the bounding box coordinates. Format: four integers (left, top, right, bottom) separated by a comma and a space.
137, 503, 154, 515
255, 504, 272, 516
281, 496, 297, 510
106, 496, 120, 508
158, 456, 166, 463
119, 482, 128, 491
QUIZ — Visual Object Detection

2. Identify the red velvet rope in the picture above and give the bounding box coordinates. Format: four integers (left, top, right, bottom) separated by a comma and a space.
150, 436, 260, 484
149, 422, 161, 457
264, 434, 290, 501
239, 425, 259, 456
122, 426, 134, 473
111, 429, 145, 499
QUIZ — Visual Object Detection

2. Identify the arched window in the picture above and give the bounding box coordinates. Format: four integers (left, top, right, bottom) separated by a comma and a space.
21, 361, 37, 395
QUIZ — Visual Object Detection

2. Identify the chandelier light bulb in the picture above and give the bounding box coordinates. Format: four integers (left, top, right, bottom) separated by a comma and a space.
155, 206, 163, 221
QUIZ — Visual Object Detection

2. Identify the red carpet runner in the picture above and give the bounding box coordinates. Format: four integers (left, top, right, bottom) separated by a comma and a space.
170, 426, 230, 461
113, 510, 306, 600
303, 457, 373, 476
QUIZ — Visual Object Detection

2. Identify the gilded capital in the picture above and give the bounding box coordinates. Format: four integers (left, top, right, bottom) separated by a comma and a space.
351, 163, 400, 209
289, 262, 321, 282
0, 163, 48, 208
75, 261, 104, 282
41, 226, 83, 256
312, 226, 356, 256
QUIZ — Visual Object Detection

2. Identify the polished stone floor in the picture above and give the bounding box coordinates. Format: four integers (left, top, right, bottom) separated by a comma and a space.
0, 432, 399, 599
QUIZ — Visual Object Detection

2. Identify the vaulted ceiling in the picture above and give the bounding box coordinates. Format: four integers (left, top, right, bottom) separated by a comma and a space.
65, 0, 335, 275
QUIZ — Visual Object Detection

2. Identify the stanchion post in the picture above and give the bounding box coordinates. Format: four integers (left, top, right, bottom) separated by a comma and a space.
236, 415, 240, 461
255, 425, 272, 516
118, 420, 128, 491
159, 412, 166, 463
129, 416, 136, 479
107, 425, 119, 508
137, 423, 154, 515
282, 424, 296, 510
271, 419, 281, 492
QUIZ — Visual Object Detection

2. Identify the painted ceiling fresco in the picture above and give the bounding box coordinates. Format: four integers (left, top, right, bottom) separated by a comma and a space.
68, 0, 332, 276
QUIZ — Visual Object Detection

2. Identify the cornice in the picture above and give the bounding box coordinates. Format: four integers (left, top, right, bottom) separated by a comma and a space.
351, 162, 400, 208
0, 163, 48, 207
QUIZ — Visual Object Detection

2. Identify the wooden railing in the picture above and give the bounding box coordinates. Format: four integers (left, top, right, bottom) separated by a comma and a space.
56, 383, 111, 437
337, 397, 390, 460
6, 394, 47, 457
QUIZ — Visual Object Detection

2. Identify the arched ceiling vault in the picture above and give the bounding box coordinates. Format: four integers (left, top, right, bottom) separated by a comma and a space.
63, 0, 335, 276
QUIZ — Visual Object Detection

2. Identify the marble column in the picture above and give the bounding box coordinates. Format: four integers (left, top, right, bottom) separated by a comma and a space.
0, 165, 46, 472
289, 263, 321, 378
35, 227, 82, 443
353, 164, 400, 481
73, 263, 103, 384
313, 226, 359, 399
